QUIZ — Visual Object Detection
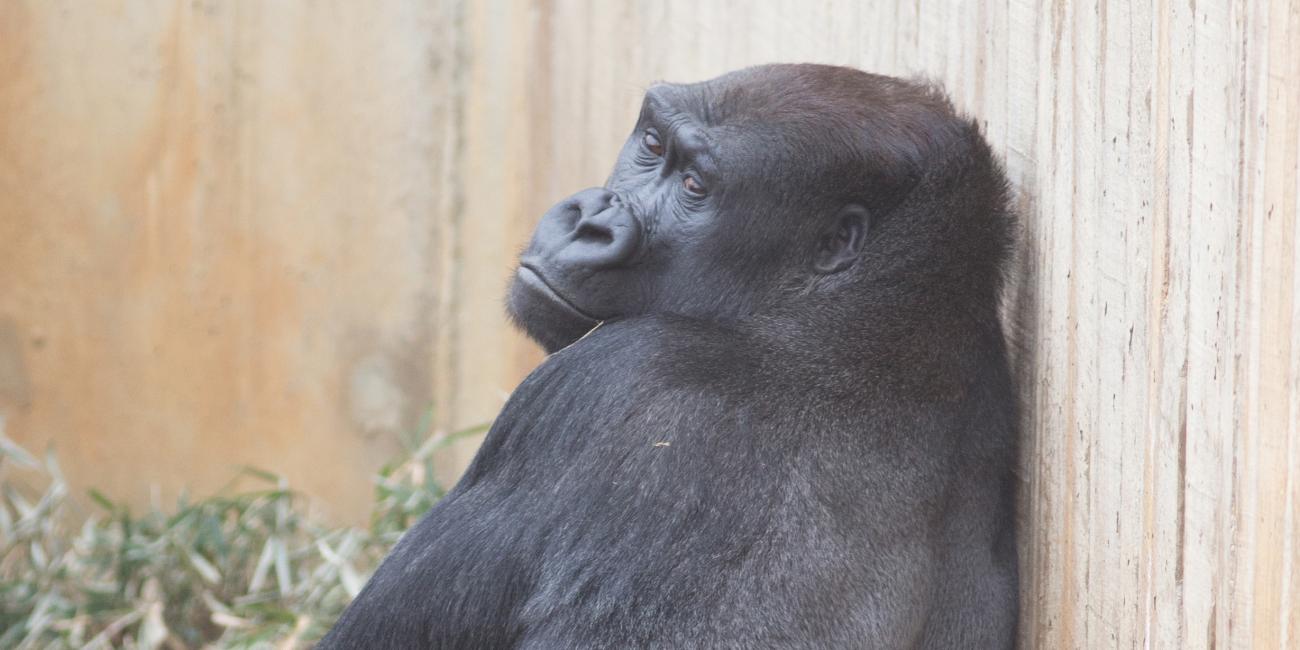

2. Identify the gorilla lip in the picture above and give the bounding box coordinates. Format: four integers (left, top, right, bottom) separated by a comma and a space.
517, 265, 602, 323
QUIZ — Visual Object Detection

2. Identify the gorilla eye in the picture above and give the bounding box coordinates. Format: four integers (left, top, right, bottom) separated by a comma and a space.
642, 130, 665, 156
683, 175, 707, 196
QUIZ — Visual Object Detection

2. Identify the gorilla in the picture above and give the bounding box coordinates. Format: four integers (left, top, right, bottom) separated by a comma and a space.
321, 63, 1019, 649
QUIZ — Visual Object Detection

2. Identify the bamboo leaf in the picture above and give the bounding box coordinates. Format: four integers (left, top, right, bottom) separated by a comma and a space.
0, 427, 39, 467
187, 550, 221, 585
273, 537, 293, 596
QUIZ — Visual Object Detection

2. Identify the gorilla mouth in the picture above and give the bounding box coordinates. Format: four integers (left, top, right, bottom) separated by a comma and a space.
517, 265, 602, 323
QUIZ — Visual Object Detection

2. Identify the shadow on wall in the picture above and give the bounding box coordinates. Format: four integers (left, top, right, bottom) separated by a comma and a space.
1000, 177, 1041, 646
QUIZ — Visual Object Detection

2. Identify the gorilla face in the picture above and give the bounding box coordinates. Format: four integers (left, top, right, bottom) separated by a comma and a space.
509, 65, 946, 353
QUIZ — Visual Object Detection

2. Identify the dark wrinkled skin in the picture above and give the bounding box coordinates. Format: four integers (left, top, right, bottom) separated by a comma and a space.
320, 64, 1019, 649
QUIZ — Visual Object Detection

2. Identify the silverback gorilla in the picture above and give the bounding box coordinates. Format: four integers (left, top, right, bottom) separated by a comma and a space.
321, 64, 1019, 649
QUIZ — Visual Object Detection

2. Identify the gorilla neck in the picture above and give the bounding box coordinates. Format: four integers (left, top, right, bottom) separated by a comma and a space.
746, 279, 998, 373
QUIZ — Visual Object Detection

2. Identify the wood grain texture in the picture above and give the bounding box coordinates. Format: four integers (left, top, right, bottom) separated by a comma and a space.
0, 1, 1296, 645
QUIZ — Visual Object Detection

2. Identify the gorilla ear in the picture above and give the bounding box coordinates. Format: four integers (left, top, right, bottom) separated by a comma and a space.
813, 204, 871, 274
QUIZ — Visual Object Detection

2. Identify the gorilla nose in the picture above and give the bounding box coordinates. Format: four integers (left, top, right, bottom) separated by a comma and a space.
540, 188, 641, 270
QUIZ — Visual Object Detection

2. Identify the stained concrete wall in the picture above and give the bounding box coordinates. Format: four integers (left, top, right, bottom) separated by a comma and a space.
0, 1, 475, 521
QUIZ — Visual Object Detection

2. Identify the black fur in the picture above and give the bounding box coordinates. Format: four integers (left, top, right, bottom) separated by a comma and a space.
320, 64, 1019, 649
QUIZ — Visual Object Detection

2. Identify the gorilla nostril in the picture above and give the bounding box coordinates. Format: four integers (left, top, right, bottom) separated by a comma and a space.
574, 222, 614, 246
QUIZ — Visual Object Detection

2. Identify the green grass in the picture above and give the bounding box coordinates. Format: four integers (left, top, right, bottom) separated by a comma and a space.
0, 418, 487, 649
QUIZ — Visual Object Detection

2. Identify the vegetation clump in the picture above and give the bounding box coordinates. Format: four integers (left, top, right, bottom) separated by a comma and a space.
0, 419, 483, 649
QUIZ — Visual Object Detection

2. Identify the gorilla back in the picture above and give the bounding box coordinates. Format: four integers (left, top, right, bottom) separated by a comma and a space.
321, 64, 1019, 649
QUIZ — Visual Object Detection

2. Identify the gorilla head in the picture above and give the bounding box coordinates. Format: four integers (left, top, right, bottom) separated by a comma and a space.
508, 64, 1008, 353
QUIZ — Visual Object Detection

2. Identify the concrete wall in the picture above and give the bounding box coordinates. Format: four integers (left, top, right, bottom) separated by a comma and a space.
0, 1, 476, 522
1, 1, 1297, 646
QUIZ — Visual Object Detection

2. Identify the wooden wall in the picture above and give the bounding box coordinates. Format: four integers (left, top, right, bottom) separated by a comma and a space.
1, 1, 1297, 647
